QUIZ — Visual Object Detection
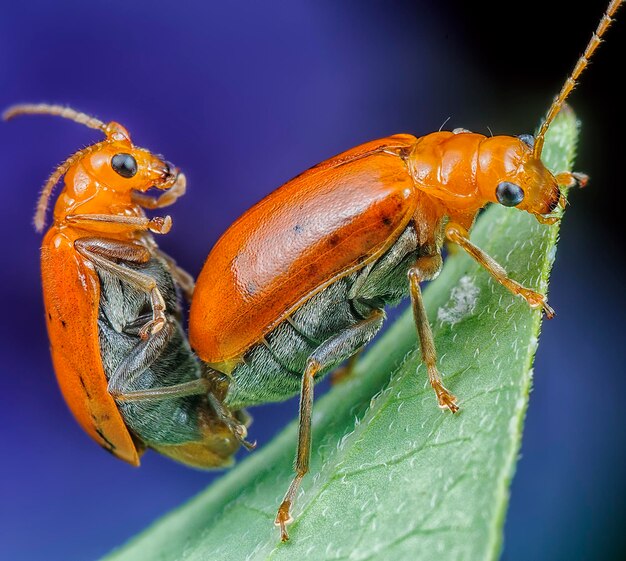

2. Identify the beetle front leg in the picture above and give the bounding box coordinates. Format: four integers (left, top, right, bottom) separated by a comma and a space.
66, 213, 172, 234
408, 257, 459, 413
141, 236, 195, 301
75, 238, 168, 338
275, 309, 385, 541
445, 222, 555, 318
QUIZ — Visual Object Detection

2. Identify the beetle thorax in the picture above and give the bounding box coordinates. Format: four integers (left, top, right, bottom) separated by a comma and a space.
407, 131, 487, 227
407, 132, 559, 227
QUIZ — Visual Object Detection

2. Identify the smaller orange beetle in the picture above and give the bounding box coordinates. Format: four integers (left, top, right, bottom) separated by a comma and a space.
190, 0, 622, 540
5, 104, 251, 467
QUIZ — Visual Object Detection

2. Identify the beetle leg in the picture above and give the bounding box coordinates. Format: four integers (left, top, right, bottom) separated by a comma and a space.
555, 171, 589, 189
158, 250, 195, 301
206, 392, 256, 450
408, 259, 459, 413
66, 213, 172, 234
107, 322, 212, 401
138, 235, 195, 301
330, 349, 362, 385
445, 222, 555, 318
74, 238, 168, 338
275, 310, 385, 541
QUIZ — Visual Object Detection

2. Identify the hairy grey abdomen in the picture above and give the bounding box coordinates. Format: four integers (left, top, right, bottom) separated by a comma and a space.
224, 274, 362, 409
225, 224, 424, 409
97, 258, 205, 447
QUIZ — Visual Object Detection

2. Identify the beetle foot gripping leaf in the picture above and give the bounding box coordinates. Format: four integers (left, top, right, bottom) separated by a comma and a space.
434, 381, 459, 413
103, 108, 579, 561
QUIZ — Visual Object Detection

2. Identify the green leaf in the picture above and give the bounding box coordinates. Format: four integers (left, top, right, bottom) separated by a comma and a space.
104, 109, 579, 561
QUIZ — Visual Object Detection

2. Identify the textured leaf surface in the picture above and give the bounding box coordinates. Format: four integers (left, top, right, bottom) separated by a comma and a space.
104, 109, 578, 561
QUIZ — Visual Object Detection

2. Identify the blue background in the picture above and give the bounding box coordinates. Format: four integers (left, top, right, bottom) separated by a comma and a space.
1, 1, 625, 560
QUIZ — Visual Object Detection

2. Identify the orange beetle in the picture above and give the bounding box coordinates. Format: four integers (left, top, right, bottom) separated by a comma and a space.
5, 104, 250, 467
190, 0, 621, 540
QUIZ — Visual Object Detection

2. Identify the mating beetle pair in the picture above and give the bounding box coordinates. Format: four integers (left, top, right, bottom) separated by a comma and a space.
5, 0, 622, 542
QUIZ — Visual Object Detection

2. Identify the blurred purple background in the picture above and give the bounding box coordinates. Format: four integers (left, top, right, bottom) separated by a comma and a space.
1, 1, 625, 560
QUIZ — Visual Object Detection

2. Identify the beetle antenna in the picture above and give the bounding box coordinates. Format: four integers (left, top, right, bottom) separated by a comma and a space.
534, 0, 623, 157
34, 141, 111, 232
2, 103, 125, 231
2, 103, 107, 132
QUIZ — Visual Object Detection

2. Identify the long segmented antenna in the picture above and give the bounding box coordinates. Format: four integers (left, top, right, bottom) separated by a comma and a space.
3, 103, 107, 132
534, 0, 624, 157
2, 104, 117, 231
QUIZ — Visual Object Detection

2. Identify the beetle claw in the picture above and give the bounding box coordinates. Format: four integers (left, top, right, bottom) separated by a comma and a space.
138, 317, 166, 340
436, 390, 459, 413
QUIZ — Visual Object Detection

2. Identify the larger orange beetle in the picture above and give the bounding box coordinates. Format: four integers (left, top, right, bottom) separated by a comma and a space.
190, 0, 621, 541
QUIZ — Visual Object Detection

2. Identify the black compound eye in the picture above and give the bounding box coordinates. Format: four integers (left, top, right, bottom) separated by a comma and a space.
517, 134, 535, 149
496, 181, 525, 207
111, 153, 138, 178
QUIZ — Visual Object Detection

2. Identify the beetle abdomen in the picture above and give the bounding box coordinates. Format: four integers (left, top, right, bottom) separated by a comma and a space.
97, 257, 241, 467
224, 274, 361, 408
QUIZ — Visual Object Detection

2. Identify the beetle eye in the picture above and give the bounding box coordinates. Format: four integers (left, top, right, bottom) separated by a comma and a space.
111, 153, 138, 178
496, 182, 525, 207
517, 134, 535, 149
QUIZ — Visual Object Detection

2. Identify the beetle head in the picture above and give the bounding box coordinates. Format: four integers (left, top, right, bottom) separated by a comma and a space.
3, 104, 185, 231
81, 121, 184, 196
475, 135, 563, 225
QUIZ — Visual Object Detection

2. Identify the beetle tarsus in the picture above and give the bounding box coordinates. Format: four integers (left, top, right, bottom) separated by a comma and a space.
275, 501, 293, 542
518, 288, 555, 319
138, 316, 166, 340
232, 423, 256, 451
542, 302, 556, 320
557, 171, 589, 189
148, 215, 172, 234
435, 384, 459, 413
572, 172, 589, 188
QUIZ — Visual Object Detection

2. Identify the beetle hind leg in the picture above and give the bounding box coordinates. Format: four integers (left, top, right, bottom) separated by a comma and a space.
329, 349, 363, 385
275, 310, 384, 541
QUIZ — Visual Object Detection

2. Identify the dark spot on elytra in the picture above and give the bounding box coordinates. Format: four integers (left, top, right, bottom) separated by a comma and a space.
61, 319, 67, 329
95, 427, 116, 451
381, 215, 393, 227
47, 312, 52, 321
79, 375, 92, 399
293, 224, 303, 234
328, 234, 341, 247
